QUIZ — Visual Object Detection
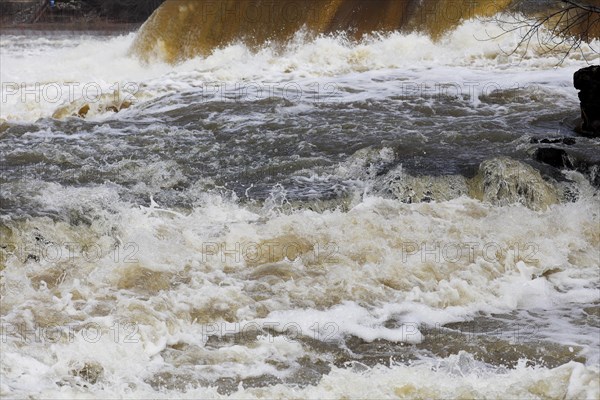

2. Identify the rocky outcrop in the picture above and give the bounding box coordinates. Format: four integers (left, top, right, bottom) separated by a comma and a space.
534, 147, 574, 170
530, 137, 576, 146
343, 147, 471, 204
376, 171, 469, 204
530, 137, 600, 189
573, 65, 600, 137
469, 157, 560, 210
378, 157, 563, 209
51, 94, 133, 119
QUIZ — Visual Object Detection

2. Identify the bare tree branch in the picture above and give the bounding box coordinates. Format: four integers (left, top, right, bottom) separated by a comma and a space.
480, 0, 600, 65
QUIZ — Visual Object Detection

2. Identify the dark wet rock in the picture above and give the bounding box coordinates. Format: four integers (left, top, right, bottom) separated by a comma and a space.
561, 185, 580, 202
531, 145, 600, 188
534, 147, 574, 169
577, 160, 600, 188
530, 137, 576, 146
573, 65, 600, 137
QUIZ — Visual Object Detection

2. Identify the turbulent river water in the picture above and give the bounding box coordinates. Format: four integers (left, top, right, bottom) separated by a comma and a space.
1, 14, 599, 399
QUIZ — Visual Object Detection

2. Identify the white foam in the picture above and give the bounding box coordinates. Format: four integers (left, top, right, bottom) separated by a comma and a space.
2, 15, 599, 398
2, 18, 597, 121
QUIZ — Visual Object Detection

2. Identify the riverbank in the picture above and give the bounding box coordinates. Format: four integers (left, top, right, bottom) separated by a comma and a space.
0, 0, 156, 32
0, 21, 141, 35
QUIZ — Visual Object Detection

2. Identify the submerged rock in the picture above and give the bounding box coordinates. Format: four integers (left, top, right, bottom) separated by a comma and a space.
530, 137, 576, 146
345, 148, 574, 207
469, 157, 559, 210
343, 147, 470, 204
375, 170, 469, 204
573, 65, 600, 137
534, 147, 574, 169
71, 362, 104, 384
52, 95, 133, 120
77, 104, 90, 118
531, 143, 600, 189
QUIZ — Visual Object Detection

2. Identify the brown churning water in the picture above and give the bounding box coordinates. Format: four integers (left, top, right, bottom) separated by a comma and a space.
1, 1, 599, 398
131, 0, 515, 63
